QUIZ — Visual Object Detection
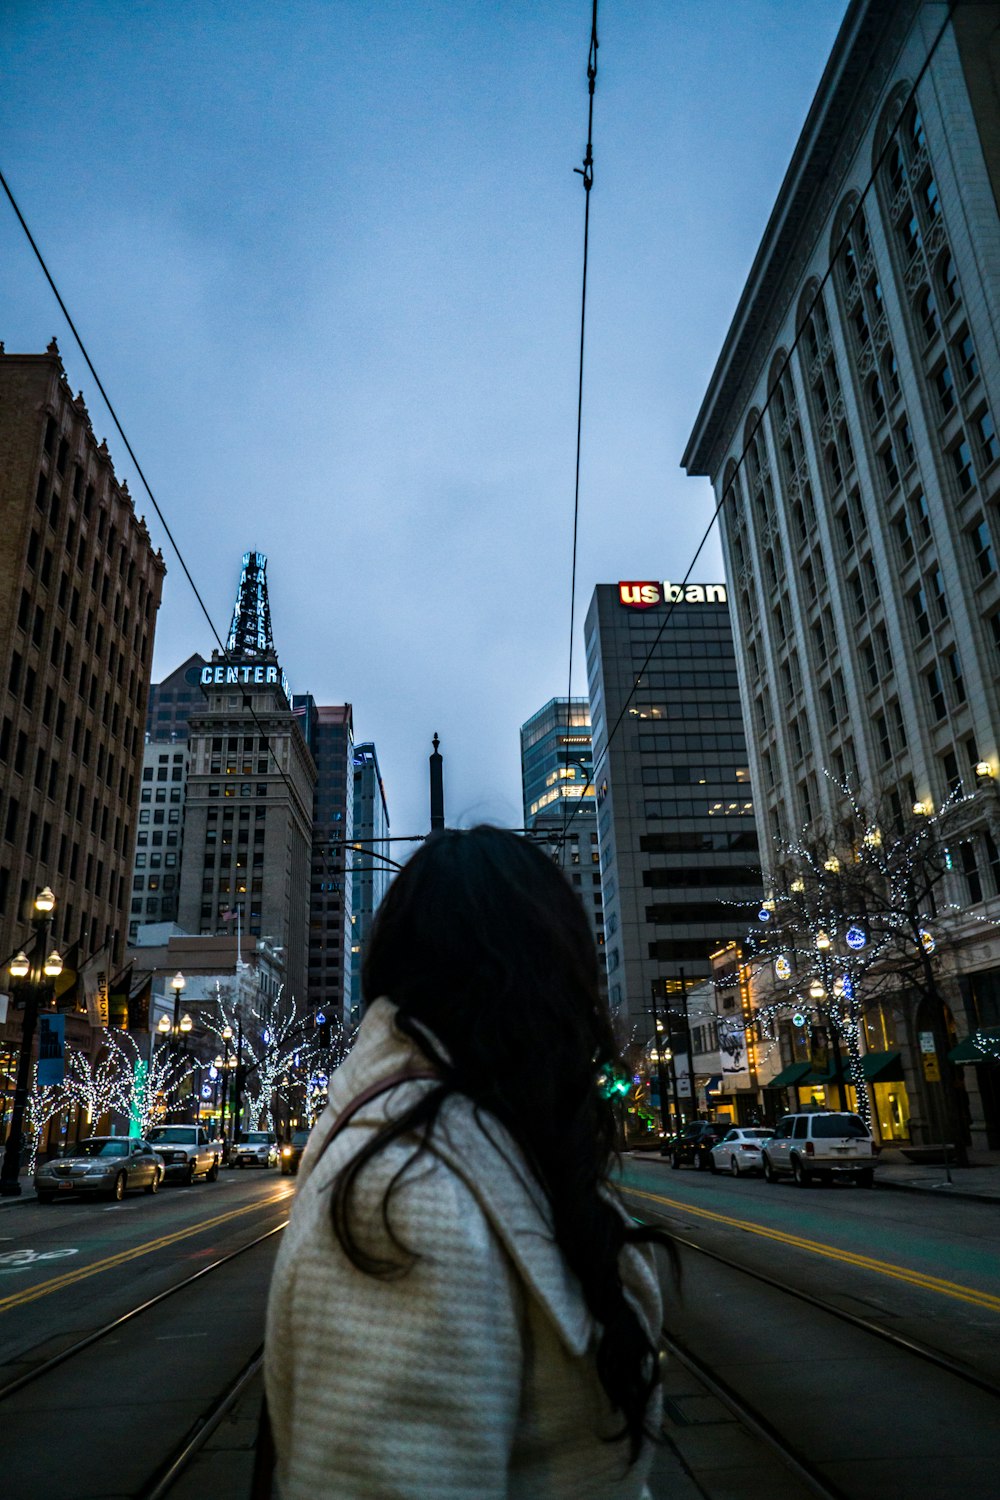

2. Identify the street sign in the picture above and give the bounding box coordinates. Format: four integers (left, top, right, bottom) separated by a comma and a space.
918, 1030, 936, 1054
922, 1053, 941, 1083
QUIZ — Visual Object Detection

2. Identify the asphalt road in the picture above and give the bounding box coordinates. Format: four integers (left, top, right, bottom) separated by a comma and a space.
0, 1167, 294, 1376
623, 1154, 1000, 1499
619, 1154, 1000, 1383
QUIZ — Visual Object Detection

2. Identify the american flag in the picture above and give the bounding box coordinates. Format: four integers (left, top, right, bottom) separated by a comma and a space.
221, 908, 238, 921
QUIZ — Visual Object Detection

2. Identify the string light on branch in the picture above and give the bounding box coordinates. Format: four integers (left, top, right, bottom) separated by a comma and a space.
823, 857, 840, 873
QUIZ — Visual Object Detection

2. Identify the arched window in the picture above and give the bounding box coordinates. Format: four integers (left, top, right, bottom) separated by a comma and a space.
887, 142, 906, 196
883, 347, 901, 400
939, 252, 959, 309
869, 376, 886, 426
907, 104, 926, 154
827, 444, 843, 490
916, 286, 940, 343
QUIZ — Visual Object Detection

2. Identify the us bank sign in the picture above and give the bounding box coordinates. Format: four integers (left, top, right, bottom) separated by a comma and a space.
618, 580, 728, 608
201, 663, 291, 699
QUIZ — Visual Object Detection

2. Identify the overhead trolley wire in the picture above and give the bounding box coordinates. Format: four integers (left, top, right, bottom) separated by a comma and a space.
554, 0, 958, 850
560, 0, 599, 844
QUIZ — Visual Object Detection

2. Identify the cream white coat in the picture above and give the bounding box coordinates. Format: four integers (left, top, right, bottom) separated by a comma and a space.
265, 999, 663, 1499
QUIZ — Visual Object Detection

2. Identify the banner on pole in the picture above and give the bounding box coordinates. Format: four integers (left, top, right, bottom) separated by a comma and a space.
82, 947, 110, 1028
37, 1013, 65, 1086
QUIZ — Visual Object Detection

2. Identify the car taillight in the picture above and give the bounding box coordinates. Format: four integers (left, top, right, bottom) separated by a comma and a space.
740, 1144, 758, 1151
804, 1141, 815, 1155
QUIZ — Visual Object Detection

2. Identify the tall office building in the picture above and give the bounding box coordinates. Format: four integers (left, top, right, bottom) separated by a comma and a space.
129, 739, 189, 940
0, 342, 165, 975
584, 583, 760, 1035
177, 553, 315, 1004
682, 0, 1000, 1146
294, 697, 355, 1024
350, 742, 390, 1021
519, 698, 604, 967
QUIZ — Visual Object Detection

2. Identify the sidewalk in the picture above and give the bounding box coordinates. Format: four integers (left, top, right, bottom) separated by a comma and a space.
874, 1147, 1000, 1205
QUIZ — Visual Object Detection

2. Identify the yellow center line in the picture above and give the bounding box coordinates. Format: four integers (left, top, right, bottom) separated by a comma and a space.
0, 1189, 294, 1315
623, 1184, 1000, 1314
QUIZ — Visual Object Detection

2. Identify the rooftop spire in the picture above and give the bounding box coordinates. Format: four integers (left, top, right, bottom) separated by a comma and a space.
227, 550, 274, 658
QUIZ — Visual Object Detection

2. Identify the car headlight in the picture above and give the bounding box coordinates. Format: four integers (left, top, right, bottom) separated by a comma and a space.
281, 1147, 292, 1156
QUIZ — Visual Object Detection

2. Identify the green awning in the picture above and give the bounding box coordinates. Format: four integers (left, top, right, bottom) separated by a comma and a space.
766, 1061, 813, 1089
949, 1026, 1000, 1065
860, 1050, 904, 1083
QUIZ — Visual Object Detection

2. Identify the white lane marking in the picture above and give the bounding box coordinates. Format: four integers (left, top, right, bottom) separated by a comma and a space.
156, 1332, 208, 1340
0, 1247, 80, 1274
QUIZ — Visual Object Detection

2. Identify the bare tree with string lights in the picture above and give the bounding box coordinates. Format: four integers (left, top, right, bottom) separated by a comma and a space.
739, 778, 990, 1153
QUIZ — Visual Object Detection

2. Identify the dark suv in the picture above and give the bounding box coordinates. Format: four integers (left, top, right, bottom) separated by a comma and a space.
666, 1120, 726, 1171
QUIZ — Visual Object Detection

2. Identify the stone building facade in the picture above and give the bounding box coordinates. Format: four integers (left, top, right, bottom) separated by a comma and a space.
682, 0, 1000, 1147
0, 342, 165, 973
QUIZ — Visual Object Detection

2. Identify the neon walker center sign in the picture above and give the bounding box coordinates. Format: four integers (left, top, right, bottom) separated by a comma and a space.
619, 581, 728, 608
201, 663, 291, 699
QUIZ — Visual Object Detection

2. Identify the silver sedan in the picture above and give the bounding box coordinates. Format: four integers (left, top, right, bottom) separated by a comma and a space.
710, 1127, 775, 1177
34, 1137, 164, 1202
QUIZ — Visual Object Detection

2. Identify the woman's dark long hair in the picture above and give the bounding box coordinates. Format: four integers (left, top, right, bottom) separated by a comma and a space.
329, 824, 669, 1462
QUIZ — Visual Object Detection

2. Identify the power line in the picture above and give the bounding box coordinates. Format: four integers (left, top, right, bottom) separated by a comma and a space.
556, 0, 957, 848
561, 0, 599, 842
0, 166, 313, 825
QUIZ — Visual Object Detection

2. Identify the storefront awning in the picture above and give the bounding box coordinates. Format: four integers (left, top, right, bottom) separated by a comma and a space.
859, 1050, 904, 1083
766, 1061, 812, 1089
949, 1025, 1000, 1065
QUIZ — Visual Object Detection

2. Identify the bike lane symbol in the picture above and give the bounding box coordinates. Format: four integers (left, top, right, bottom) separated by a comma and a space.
0, 1248, 79, 1275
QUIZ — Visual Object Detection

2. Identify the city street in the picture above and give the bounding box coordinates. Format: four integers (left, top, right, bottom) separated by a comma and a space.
623, 1155, 1000, 1498
0, 1170, 291, 1499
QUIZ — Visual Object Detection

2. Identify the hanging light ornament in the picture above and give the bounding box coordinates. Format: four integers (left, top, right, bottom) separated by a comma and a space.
919, 929, 936, 954
790, 878, 805, 894
845, 925, 866, 950
774, 955, 792, 980
792, 1012, 807, 1027
824, 856, 840, 873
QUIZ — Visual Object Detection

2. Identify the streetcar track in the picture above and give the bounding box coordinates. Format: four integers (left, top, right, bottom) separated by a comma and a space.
138, 1343, 263, 1500
0, 1220, 287, 1402
629, 1197, 1000, 1402
660, 1324, 847, 1500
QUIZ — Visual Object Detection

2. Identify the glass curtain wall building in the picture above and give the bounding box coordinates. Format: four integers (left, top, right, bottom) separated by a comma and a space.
520, 698, 605, 975
349, 742, 390, 1023
585, 584, 760, 1037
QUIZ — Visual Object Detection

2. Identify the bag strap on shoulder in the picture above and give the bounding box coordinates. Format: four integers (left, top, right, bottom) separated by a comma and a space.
310, 1067, 439, 1172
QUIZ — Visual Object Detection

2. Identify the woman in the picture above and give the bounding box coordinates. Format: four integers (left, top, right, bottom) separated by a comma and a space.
265, 825, 667, 1498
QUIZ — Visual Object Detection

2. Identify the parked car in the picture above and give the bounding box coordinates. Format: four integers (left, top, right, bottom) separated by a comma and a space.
710, 1126, 775, 1176
665, 1120, 727, 1170
233, 1130, 278, 1168
280, 1129, 311, 1176
762, 1111, 878, 1187
35, 1137, 163, 1202
147, 1125, 222, 1184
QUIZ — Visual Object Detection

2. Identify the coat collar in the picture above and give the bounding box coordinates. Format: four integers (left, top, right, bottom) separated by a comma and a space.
307, 998, 603, 1356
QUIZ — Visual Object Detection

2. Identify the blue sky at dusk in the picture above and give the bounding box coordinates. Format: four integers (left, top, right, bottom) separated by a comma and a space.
3, 1, 848, 839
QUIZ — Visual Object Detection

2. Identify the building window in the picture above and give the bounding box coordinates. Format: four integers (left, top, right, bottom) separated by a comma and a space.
934, 364, 955, 416
971, 518, 995, 580
946, 650, 967, 703
956, 331, 979, 387
977, 410, 999, 468
926, 666, 946, 721
952, 440, 975, 496
917, 286, 939, 343
960, 843, 983, 905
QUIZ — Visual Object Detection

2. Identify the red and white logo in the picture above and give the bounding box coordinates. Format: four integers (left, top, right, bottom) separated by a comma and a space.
618, 582, 661, 609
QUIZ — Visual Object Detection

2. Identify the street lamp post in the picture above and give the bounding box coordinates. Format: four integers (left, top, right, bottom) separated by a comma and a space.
0, 889, 63, 1197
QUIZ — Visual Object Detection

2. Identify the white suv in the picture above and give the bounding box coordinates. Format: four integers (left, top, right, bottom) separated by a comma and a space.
761, 1111, 878, 1188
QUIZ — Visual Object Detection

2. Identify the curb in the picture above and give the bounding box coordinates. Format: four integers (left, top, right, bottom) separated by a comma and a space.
624, 1151, 1000, 1206
875, 1177, 1000, 1207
